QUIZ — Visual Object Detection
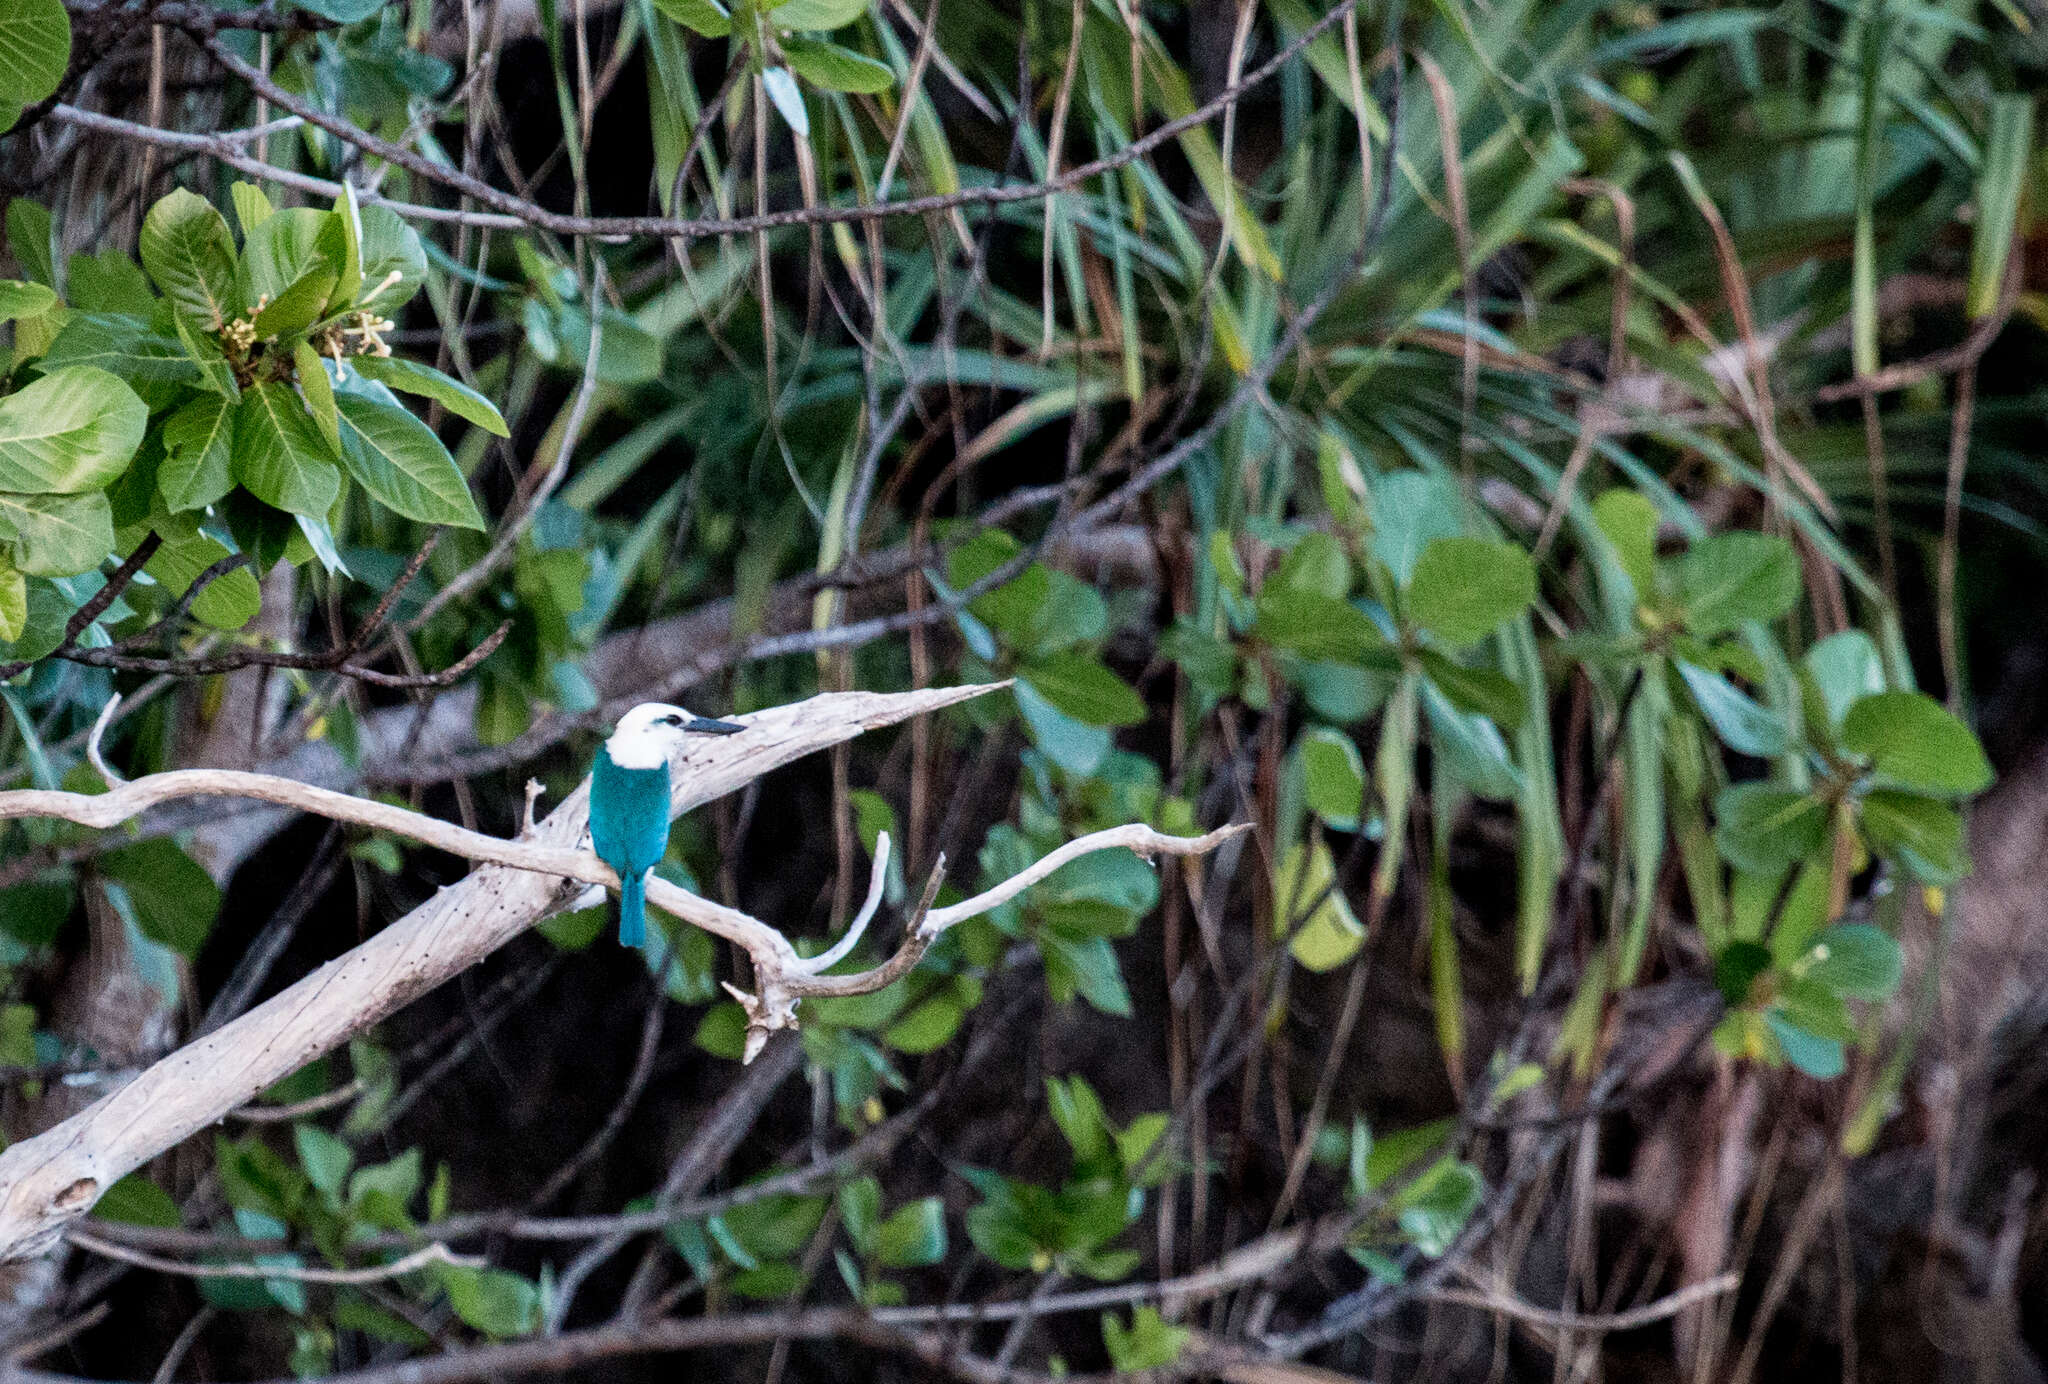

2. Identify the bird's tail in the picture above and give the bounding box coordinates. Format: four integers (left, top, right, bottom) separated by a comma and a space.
618, 870, 647, 948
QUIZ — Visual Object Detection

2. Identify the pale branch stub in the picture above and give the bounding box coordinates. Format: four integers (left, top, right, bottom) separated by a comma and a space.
0, 683, 1242, 1263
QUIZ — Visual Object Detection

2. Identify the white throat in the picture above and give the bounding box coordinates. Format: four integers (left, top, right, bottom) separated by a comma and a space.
605, 727, 675, 770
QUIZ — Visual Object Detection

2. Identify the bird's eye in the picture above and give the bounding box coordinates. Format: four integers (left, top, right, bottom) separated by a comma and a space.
660, 714, 683, 726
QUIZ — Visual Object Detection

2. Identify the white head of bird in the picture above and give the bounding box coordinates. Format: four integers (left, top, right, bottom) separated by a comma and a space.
605, 702, 746, 768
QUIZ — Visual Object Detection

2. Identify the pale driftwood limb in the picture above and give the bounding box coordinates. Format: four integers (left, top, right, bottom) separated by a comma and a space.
0, 684, 1242, 1263
0, 686, 986, 1261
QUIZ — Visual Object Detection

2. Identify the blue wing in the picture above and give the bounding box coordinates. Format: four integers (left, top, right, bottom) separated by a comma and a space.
591, 752, 673, 873
591, 751, 671, 947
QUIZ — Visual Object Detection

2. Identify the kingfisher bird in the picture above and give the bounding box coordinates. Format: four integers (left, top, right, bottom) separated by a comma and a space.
589, 702, 744, 947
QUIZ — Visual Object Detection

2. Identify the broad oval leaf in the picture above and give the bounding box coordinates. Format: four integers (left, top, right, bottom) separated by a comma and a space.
356, 205, 429, 313
41, 314, 198, 384
1677, 659, 1788, 758
335, 392, 486, 529
0, 490, 114, 575
1858, 789, 1966, 884
144, 525, 259, 630
1675, 531, 1799, 638
1018, 651, 1145, 728
1713, 782, 1829, 875
1803, 630, 1884, 731
139, 189, 239, 330
349, 356, 510, 436
769, 0, 867, 29
159, 394, 236, 512
1839, 691, 1992, 797
0, 365, 147, 493
237, 208, 339, 315
652, 0, 731, 36
1298, 726, 1366, 828
1406, 536, 1536, 649
1802, 923, 1903, 1002
0, 0, 69, 108
1590, 488, 1658, 600
0, 279, 55, 323
232, 383, 342, 518
781, 38, 894, 94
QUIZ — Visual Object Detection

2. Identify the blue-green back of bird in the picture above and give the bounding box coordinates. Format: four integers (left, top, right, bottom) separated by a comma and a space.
590, 748, 671, 946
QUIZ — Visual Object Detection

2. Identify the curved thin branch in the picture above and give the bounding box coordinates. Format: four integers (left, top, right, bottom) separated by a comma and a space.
66, 1231, 479, 1285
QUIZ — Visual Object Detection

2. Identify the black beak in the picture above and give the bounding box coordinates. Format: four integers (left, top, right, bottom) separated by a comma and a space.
685, 716, 745, 735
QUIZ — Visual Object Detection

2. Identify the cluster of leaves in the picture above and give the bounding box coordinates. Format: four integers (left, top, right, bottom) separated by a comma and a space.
655, 0, 895, 138
94, 1057, 547, 1372
0, 186, 503, 662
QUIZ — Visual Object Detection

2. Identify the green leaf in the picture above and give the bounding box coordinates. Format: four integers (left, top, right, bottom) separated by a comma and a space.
1422, 680, 1522, 801
0, 365, 147, 493
289, 346, 338, 452
65, 252, 154, 316
1368, 470, 1463, 585
324, 187, 363, 313
1254, 587, 1393, 664
0, 280, 55, 323
234, 383, 341, 518
1773, 975, 1855, 1042
1013, 678, 1110, 777
349, 357, 510, 437
334, 392, 486, 529
1713, 783, 1829, 875
92, 1173, 181, 1228
252, 268, 339, 341
292, 1124, 353, 1198
145, 525, 260, 630
652, 0, 731, 36
782, 37, 895, 93
0, 552, 23, 641
40, 314, 197, 384
0, 490, 113, 576
1803, 923, 1903, 1001
882, 977, 978, 1053
1394, 1158, 1483, 1256
1275, 839, 1364, 972
1765, 1011, 1845, 1079
1103, 1307, 1191, 1372
1405, 537, 1535, 649
157, 397, 237, 515
230, 182, 275, 235
1274, 530, 1350, 598
1675, 532, 1799, 638
1858, 790, 1965, 884
100, 837, 222, 957
236, 208, 338, 315
438, 1264, 540, 1339
1677, 660, 1788, 758
355, 205, 428, 313
1299, 726, 1365, 829
874, 1198, 947, 1268
768, 0, 867, 29
5, 201, 52, 288
0, 0, 69, 108
1415, 650, 1524, 730
1591, 488, 1658, 599
1839, 691, 1992, 797
139, 189, 239, 330
1803, 631, 1884, 731
1019, 651, 1145, 728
